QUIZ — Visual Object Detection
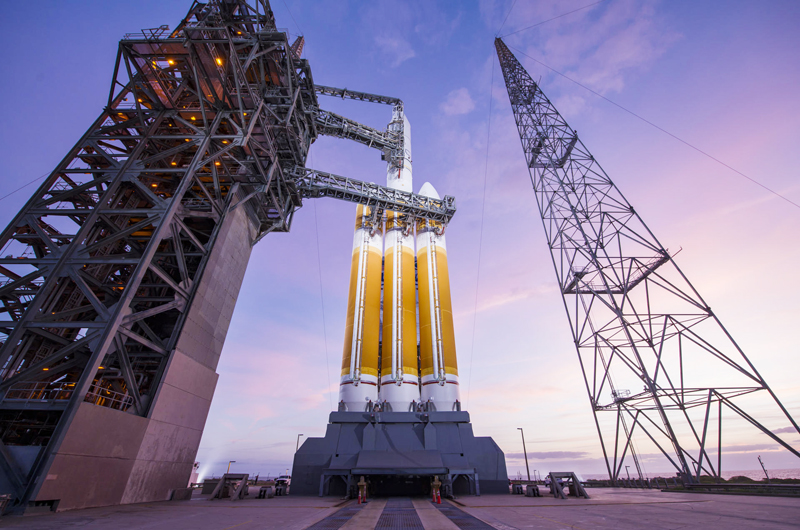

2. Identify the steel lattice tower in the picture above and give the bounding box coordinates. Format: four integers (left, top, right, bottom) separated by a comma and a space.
0, 1, 455, 513
495, 38, 799, 482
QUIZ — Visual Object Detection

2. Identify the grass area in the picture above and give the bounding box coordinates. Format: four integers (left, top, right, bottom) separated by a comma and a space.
724, 476, 800, 485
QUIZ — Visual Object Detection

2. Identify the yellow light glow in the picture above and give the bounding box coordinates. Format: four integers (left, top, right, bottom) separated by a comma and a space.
42, 367, 49, 371
185, 139, 190, 142
222, 140, 228, 144
98, 366, 105, 369
151, 183, 158, 187
215, 161, 221, 166
168, 59, 175, 65
190, 116, 196, 121
237, 31, 242, 35
138, 98, 143, 103
215, 57, 223, 66
171, 162, 177, 166
243, 112, 247, 116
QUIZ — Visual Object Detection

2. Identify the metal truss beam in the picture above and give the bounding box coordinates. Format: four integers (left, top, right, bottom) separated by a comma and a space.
312, 108, 399, 155
314, 84, 402, 108
312, 85, 407, 170
494, 37, 799, 483
291, 167, 456, 223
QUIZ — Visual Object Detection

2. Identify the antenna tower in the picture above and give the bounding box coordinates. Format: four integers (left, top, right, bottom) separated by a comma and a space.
494, 38, 799, 482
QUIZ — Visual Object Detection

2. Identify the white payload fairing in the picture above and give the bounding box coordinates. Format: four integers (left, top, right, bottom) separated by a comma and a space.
337, 105, 460, 413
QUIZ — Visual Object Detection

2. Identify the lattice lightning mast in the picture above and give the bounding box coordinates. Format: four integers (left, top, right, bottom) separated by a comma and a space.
495, 38, 799, 482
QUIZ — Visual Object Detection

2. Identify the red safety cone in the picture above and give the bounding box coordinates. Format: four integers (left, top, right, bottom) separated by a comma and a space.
358, 491, 362, 504
437, 490, 441, 504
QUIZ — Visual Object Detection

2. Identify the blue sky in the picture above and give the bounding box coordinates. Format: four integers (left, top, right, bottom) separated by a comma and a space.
1, 0, 798, 480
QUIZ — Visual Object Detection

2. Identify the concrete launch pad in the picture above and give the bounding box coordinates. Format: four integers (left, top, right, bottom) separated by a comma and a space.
290, 411, 508, 497
2, 488, 799, 529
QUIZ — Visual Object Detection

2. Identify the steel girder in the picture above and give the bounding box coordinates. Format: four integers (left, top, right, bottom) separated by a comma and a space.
494, 38, 799, 482
314, 85, 403, 108
292, 167, 456, 224
314, 85, 409, 173
312, 108, 400, 157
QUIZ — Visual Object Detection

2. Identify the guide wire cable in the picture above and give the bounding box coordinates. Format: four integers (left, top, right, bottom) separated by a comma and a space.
466, 51, 496, 409
313, 201, 334, 410
495, 0, 519, 37
309, 149, 334, 410
498, 0, 607, 39
0, 172, 48, 203
507, 44, 800, 211
281, 0, 304, 36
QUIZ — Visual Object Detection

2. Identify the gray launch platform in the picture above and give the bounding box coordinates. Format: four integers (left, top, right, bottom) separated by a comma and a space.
290, 411, 508, 497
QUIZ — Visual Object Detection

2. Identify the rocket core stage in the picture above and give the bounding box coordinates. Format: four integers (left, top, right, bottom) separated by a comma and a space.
338, 107, 460, 413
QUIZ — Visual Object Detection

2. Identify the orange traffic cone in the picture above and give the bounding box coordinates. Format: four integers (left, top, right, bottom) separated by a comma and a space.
358, 491, 362, 504
437, 490, 441, 504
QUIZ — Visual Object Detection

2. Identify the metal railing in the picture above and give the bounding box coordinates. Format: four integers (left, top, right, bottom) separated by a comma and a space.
5, 381, 75, 402
84, 386, 134, 411
5, 381, 134, 411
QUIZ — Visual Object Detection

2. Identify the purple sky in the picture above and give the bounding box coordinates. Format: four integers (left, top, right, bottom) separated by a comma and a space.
1, 0, 798, 480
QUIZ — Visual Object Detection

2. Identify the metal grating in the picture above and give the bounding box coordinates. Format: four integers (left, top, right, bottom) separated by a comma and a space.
376, 498, 424, 529
306, 503, 364, 530
434, 501, 495, 529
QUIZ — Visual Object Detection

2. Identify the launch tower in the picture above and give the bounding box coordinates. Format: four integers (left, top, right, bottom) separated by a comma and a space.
0, 0, 457, 514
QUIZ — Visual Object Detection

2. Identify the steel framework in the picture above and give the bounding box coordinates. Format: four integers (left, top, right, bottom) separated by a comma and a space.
0, 0, 455, 512
495, 38, 799, 482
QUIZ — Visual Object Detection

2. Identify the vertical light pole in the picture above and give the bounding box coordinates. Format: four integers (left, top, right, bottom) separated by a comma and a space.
517, 428, 530, 482
296, 434, 304, 452
625, 465, 631, 480
227, 460, 236, 474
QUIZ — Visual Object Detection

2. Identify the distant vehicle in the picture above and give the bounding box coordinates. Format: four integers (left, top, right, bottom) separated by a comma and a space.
275, 475, 291, 487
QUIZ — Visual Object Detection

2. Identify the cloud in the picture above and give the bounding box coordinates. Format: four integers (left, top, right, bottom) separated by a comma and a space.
506, 451, 591, 460
374, 34, 415, 67
773, 426, 798, 435
697, 443, 784, 454
500, 0, 679, 96
440, 88, 476, 116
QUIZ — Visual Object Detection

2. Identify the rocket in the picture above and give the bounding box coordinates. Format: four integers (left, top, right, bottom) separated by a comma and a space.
338, 204, 382, 411
416, 182, 460, 411
337, 105, 460, 413
380, 107, 419, 412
